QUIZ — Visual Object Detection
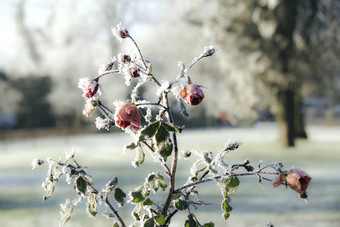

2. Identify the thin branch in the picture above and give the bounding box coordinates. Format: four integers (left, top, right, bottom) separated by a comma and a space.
174, 171, 279, 194
161, 92, 179, 216
128, 36, 147, 70
142, 141, 171, 176
104, 192, 126, 227
128, 36, 161, 87
95, 69, 119, 80
135, 102, 167, 110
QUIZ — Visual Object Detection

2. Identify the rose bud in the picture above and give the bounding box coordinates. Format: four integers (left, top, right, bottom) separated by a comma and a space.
180, 84, 205, 106
119, 29, 129, 39
78, 78, 99, 98
115, 103, 141, 131
129, 67, 140, 78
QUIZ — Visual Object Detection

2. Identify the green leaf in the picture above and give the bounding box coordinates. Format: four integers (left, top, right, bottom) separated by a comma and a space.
131, 191, 145, 203
162, 122, 183, 133
143, 218, 155, 227
125, 142, 138, 150
185, 214, 197, 227
175, 199, 189, 211
155, 125, 170, 143
114, 187, 126, 206
142, 198, 153, 206
147, 174, 155, 182
172, 193, 182, 200
158, 138, 173, 161
104, 177, 118, 192
139, 121, 161, 141
223, 176, 239, 197
195, 166, 207, 178
133, 146, 145, 167
179, 99, 189, 117
203, 152, 212, 164
155, 215, 165, 225
113, 223, 119, 227
221, 199, 233, 220
133, 212, 141, 221
203, 222, 215, 227
87, 193, 98, 217
76, 176, 88, 195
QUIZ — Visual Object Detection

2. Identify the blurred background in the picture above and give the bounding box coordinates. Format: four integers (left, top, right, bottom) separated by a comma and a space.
0, 0, 339, 226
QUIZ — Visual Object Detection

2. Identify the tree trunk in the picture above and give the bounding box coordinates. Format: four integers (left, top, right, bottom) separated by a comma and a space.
276, 89, 295, 147
294, 92, 308, 139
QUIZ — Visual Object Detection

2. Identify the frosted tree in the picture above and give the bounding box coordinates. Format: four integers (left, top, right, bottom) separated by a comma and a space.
177, 0, 340, 146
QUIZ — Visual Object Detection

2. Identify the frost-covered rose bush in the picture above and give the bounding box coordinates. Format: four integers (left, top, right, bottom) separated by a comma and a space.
33, 23, 311, 227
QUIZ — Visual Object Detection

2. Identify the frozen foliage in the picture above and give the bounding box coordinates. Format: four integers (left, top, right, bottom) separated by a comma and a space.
33, 23, 312, 227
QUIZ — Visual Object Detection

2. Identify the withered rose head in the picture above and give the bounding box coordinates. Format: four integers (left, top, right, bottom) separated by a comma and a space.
273, 168, 312, 198
115, 103, 141, 131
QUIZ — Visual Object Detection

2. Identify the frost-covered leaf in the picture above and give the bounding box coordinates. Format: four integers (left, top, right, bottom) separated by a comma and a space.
133, 146, 145, 167
131, 190, 145, 203
162, 122, 183, 133
185, 214, 198, 227
59, 199, 78, 227
158, 138, 173, 161
76, 176, 88, 195
195, 166, 207, 178
139, 121, 161, 141
175, 199, 189, 211
155, 125, 170, 143
103, 177, 118, 193
222, 176, 239, 197
179, 99, 189, 117
125, 142, 138, 150
114, 187, 126, 206
87, 193, 98, 217
221, 198, 233, 220
42, 180, 57, 201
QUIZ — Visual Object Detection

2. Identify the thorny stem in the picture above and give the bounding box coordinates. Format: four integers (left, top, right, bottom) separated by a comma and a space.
128, 36, 161, 87
161, 92, 179, 218
104, 192, 126, 227
174, 171, 279, 193
128, 36, 148, 70
95, 69, 119, 81
142, 141, 171, 176
135, 102, 167, 110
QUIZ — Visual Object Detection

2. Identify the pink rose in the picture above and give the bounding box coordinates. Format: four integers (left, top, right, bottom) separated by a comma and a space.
180, 84, 204, 106
115, 103, 141, 130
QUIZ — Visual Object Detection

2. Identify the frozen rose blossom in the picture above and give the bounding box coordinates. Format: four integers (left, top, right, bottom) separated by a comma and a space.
180, 84, 205, 105
82, 98, 98, 117
273, 168, 312, 197
112, 23, 129, 42
129, 67, 140, 78
78, 78, 99, 98
115, 103, 141, 131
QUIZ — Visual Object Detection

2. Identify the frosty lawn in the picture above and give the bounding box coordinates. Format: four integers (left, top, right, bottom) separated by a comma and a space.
0, 125, 339, 227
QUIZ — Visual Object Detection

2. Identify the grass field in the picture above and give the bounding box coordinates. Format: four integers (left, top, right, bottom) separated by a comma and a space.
0, 124, 339, 227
